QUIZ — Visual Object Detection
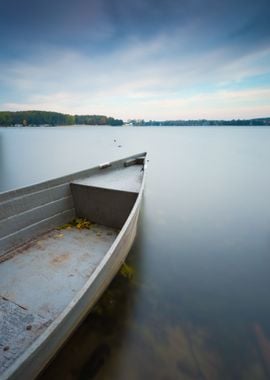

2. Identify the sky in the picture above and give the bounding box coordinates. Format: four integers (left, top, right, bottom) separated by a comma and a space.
0, 0, 270, 120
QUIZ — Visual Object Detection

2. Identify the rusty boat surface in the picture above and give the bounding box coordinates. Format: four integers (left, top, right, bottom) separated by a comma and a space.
0, 152, 147, 380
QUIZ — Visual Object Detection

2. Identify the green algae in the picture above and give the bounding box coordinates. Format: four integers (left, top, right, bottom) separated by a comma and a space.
119, 262, 134, 280
91, 262, 135, 319
57, 218, 93, 230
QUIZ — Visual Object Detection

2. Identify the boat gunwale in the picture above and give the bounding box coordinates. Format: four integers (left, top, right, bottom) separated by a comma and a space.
0, 152, 147, 202
1, 152, 147, 380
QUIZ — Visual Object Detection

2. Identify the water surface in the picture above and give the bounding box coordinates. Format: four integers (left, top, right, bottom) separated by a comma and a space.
1, 126, 270, 379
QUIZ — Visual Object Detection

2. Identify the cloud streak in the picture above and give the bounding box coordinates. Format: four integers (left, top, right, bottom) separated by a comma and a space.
0, 0, 270, 119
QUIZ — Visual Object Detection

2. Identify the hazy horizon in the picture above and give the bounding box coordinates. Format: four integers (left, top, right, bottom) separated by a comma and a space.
0, 109, 270, 123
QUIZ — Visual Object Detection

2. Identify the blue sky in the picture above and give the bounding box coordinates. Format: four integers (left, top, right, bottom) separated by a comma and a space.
0, 0, 270, 120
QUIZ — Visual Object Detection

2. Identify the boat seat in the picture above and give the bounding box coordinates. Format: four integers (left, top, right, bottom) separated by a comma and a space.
70, 164, 143, 229
70, 184, 138, 229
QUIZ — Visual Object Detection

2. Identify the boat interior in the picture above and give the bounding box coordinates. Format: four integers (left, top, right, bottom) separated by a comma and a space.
0, 154, 145, 375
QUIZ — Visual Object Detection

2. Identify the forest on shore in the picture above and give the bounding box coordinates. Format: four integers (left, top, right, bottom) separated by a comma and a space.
0, 110, 269, 127
129, 118, 270, 126
0, 111, 124, 126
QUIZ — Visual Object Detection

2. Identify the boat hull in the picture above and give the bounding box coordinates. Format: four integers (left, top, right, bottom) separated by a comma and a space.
0, 153, 146, 380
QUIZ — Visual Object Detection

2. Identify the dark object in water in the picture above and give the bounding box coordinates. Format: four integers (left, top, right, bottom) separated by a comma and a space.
79, 344, 111, 380
254, 323, 270, 377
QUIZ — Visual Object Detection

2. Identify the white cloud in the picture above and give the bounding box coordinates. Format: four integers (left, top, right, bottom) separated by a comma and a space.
135, 88, 270, 119
0, 31, 270, 119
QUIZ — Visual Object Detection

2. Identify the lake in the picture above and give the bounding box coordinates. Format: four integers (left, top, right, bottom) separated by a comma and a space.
1, 126, 270, 379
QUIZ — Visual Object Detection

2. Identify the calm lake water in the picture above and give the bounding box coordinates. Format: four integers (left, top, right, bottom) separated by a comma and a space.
1, 126, 270, 379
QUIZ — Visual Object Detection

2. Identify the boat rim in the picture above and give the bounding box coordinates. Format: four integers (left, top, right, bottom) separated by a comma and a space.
0, 151, 147, 199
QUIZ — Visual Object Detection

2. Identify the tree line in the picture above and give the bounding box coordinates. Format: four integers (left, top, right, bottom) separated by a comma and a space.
0, 111, 123, 126
129, 118, 270, 126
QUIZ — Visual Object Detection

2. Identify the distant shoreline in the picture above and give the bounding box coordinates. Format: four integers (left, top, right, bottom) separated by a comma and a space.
128, 117, 270, 127
0, 110, 124, 127
0, 110, 269, 127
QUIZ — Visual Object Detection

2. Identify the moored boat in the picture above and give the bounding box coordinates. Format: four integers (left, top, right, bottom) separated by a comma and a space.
0, 152, 147, 380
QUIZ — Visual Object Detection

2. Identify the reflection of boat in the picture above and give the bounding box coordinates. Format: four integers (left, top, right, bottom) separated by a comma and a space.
254, 323, 270, 377
0, 152, 147, 380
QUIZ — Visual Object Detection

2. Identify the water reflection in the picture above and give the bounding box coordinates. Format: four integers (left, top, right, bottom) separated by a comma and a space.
0, 133, 3, 187
0, 133, 13, 190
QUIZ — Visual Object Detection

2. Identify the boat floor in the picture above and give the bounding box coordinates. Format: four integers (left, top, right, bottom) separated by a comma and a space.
0, 224, 118, 375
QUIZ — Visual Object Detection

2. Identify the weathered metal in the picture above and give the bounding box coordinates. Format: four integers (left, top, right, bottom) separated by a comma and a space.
0, 152, 147, 380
